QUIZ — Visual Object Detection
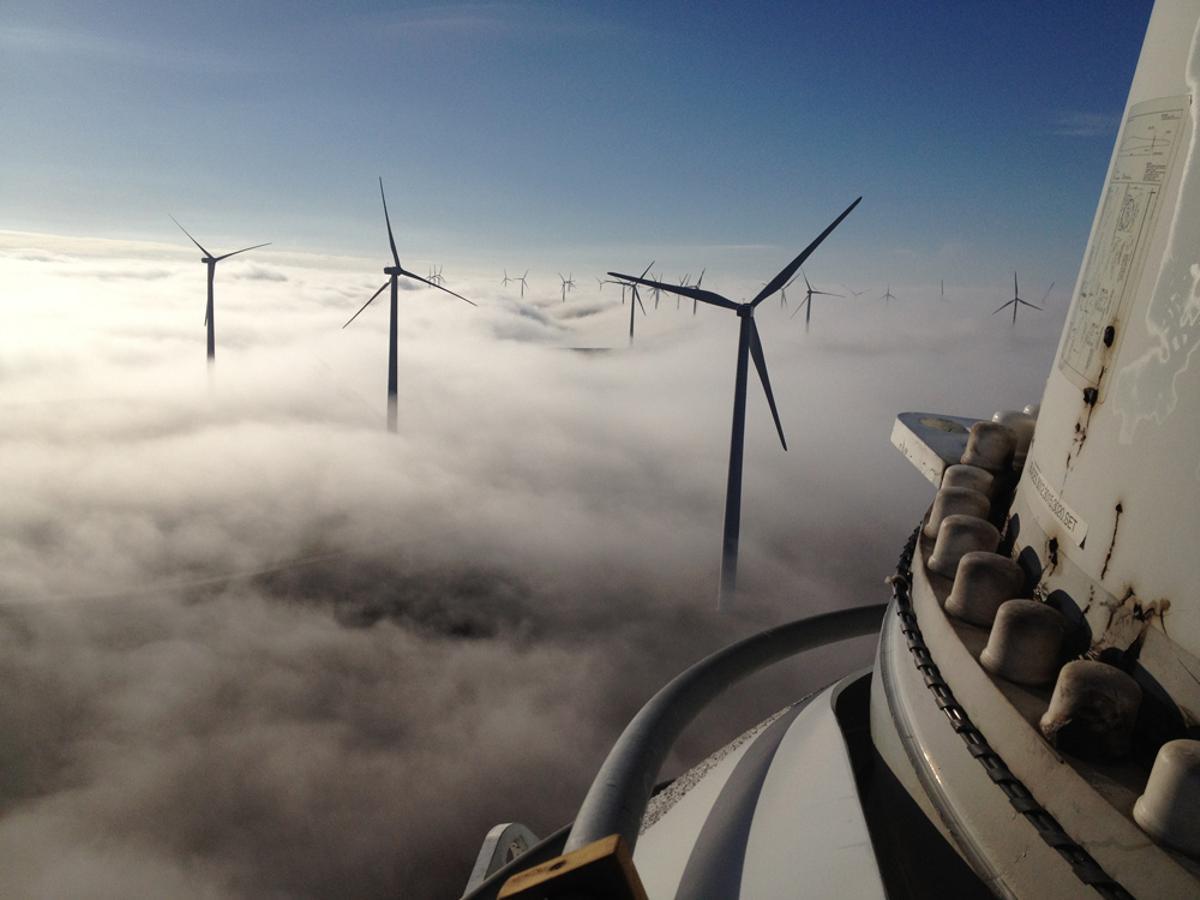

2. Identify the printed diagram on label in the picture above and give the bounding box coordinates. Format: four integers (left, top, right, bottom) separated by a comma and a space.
1060, 97, 1188, 391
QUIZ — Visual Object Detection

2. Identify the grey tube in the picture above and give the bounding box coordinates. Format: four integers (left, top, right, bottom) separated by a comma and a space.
564, 603, 886, 854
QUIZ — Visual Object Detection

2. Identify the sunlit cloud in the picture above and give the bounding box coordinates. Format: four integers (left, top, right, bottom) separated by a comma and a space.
0, 232, 1068, 896
234, 265, 289, 283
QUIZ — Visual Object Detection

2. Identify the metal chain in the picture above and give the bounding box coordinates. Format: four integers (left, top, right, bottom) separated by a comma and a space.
888, 526, 1134, 900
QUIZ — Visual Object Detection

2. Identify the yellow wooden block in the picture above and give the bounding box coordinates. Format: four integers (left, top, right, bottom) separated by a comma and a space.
498, 834, 648, 900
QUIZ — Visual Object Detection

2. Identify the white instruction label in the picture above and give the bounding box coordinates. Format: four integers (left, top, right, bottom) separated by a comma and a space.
1026, 458, 1088, 547
1060, 96, 1189, 391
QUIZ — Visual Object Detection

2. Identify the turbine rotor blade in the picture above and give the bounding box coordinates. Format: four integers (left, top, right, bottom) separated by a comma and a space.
343, 280, 390, 328
1018, 300, 1043, 311
751, 196, 862, 307
379, 177, 401, 268
214, 242, 271, 262
992, 299, 1016, 315
401, 270, 478, 306
748, 319, 787, 450
1038, 281, 1055, 306
639, 260, 656, 279
636, 291, 647, 316
607, 272, 737, 310
170, 216, 212, 257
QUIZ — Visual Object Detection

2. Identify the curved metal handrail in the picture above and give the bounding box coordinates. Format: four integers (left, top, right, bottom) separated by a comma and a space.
564, 603, 886, 854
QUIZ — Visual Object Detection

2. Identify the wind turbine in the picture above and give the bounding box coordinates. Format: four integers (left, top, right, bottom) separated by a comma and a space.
558, 272, 575, 301
779, 272, 800, 309
611, 261, 655, 346
940, 278, 946, 301
690, 269, 706, 315
672, 274, 690, 311
516, 270, 529, 298
881, 284, 897, 303
171, 217, 269, 362
610, 196, 861, 607
846, 286, 867, 297
342, 178, 476, 433
789, 268, 843, 329
993, 272, 1052, 325
502, 269, 513, 288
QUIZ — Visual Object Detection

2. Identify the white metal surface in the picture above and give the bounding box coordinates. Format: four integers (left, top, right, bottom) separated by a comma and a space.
871, 533, 1200, 898
1010, 0, 1200, 706
634, 680, 885, 899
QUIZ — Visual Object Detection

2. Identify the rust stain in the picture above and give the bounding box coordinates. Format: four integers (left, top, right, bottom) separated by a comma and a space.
1034, 536, 1060, 600
1100, 502, 1124, 581
1091, 588, 1171, 657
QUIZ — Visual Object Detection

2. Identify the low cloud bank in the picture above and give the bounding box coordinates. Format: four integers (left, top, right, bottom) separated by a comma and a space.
0, 236, 1063, 897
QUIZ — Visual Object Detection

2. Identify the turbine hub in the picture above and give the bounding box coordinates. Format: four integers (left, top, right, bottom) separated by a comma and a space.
202, 257, 215, 264
384, 266, 402, 276
736, 303, 753, 317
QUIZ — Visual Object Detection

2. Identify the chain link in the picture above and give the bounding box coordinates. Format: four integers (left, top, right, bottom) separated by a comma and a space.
889, 526, 1133, 900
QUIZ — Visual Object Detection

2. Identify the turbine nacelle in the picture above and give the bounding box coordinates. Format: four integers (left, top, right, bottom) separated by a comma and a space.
384, 265, 403, 276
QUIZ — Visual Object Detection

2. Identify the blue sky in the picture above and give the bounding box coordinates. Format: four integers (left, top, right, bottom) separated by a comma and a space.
3, 1, 1152, 289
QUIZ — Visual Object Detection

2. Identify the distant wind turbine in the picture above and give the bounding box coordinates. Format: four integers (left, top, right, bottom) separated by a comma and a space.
846, 286, 866, 297
611, 261, 654, 346
558, 272, 575, 301
673, 274, 690, 312
610, 196, 861, 607
342, 178, 476, 433
940, 278, 946, 301
691, 269, 706, 315
993, 272, 1052, 325
171, 216, 269, 363
516, 269, 529, 298
881, 284, 897, 303
427, 264, 445, 286
779, 272, 800, 309
789, 268, 843, 329
502, 269, 513, 288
